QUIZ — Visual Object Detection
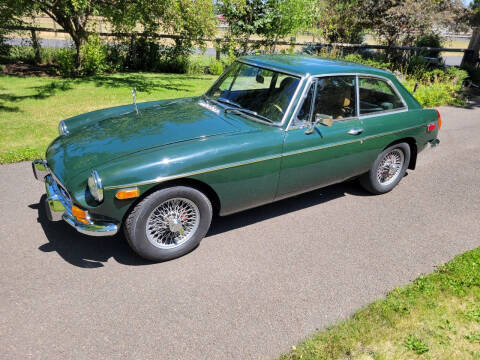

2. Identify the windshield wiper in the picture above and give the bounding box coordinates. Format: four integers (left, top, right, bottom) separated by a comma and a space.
224, 107, 274, 123
215, 98, 242, 108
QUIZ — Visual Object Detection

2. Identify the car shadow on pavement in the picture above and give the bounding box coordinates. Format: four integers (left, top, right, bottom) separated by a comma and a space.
33, 181, 371, 268
33, 195, 154, 268
208, 180, 371, 237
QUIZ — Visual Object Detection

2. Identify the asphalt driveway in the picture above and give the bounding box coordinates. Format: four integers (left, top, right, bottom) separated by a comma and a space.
1, 101, 479, 359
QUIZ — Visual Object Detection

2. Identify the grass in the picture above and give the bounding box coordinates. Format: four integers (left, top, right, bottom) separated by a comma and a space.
280, 247, 480, 360
441, 39, 470, 57
0, 72, 215, 163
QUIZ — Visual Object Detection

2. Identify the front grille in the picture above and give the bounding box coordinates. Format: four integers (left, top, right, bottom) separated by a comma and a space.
50, 171, 72, 204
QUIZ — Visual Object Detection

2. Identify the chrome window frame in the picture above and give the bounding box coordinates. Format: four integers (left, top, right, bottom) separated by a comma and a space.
204, 59, 306, 127
286, 72, 409, 131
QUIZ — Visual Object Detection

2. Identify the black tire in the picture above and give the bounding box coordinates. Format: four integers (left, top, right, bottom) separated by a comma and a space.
360, 142, 411, 195
124, 186, 212, 261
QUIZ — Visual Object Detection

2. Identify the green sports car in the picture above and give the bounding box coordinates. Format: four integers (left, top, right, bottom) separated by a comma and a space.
32, 55, 441, 261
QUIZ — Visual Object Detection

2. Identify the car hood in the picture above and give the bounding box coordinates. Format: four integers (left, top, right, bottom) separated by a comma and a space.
46, 97, 240, 184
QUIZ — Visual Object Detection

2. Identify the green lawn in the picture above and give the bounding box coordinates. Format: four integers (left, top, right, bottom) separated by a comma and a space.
0, 72, 216, 163
281, 247, 480, 360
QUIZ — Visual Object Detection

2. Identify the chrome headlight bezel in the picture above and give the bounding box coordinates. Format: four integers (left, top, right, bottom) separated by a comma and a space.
58, 120, 69, 136
88, 170, 104, 202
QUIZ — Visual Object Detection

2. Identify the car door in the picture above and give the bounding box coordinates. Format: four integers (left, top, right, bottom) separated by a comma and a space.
276, 75, 372, 198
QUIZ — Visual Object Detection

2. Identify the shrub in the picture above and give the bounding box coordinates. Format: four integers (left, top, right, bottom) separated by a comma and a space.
343, 53, 392, 71
54, 48, 76, 77
159, 54, 190, 74
0, 45, 62, 65
403, 72, 467, 108
0, 31, 10, 57
208, 60, 224, 75
124, 36, 162, 71
186, 56, 205, 75
7, 45, 36, 64
81, 35, 108, 75
416, 33, 442, 58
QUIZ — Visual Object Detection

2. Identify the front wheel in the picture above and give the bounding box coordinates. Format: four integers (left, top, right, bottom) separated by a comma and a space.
124, 186, 213, 261
360, 143, 411, 195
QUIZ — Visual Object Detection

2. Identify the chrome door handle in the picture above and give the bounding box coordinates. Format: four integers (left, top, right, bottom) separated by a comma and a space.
348, 128, 364, 135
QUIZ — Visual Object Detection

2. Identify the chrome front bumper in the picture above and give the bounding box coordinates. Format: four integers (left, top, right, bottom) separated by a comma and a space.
32, 159, 118, 237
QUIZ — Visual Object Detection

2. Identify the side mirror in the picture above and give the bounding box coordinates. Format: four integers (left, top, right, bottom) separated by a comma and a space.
305, 114, 333, 134
315, 113, 333, 126
256, 72, 264, 84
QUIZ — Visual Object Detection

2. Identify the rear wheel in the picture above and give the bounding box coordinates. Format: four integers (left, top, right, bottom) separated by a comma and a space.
124, 186, 212, 261
360, 143, 411, 195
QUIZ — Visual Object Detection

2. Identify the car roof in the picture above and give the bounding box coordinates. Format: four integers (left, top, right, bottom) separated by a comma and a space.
239, 55, 393, 78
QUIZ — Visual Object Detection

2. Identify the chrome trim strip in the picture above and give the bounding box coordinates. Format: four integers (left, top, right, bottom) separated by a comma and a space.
355, 74, 360, 117
283, 124, 423, 157
104, 124, 425, 191
104, 153, 284, 190
359, 107, 408, 119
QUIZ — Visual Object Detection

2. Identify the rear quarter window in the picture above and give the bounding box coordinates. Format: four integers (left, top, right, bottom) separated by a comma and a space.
359, 77, 405, 115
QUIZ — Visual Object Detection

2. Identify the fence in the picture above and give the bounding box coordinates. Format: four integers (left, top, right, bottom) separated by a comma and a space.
2, 25, 472, 62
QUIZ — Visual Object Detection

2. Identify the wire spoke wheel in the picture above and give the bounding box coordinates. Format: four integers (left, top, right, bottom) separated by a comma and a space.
146, 197, 200, 249
376, 148, 404, 186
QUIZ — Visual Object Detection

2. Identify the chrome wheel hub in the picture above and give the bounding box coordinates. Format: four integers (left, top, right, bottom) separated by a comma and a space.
167, 217, 183, 233
376, 149, 404, 186
146, 198, 200, 249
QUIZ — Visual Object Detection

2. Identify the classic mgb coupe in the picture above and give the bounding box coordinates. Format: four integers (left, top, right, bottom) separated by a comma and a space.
32, 55, 441, 261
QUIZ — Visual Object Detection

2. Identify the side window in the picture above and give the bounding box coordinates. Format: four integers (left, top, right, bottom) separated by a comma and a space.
314, 76, 356, 119
359, 77, 404, 115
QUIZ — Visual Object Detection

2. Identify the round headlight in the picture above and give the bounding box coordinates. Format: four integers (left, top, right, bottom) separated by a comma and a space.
58, 120, 69, 136
88, 170, 103, 202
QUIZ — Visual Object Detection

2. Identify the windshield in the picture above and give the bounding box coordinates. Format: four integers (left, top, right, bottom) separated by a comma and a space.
205, 62, 300, 124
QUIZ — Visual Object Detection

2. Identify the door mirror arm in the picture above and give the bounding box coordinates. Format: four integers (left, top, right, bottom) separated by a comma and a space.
305, 114, 333, 135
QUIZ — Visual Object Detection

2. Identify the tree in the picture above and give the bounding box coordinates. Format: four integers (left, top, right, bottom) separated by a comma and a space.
461, 0, 480, 67
360, 0, 466, 48
8, 0, 216, 71
8, 0, 106, 69
261, 0, 316, 51
217, 0, 272, 54
218, 0, 315, 54
106, 0, 216, 57
313, 0, 366, 43
0, 0, 27, 55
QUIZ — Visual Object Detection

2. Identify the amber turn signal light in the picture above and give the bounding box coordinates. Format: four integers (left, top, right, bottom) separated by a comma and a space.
72, 205, 90, 224
435, 109, 442, 130
116, 187, 140, 200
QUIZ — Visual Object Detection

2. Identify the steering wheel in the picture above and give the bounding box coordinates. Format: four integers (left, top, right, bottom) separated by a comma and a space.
271, 104, 284, 115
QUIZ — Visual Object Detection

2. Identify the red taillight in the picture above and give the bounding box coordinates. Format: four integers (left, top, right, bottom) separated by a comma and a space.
427, 123, 436, 132
435, 109, 442, 130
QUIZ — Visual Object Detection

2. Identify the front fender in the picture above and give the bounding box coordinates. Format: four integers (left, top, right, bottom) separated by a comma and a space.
74, 127, 284, 223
